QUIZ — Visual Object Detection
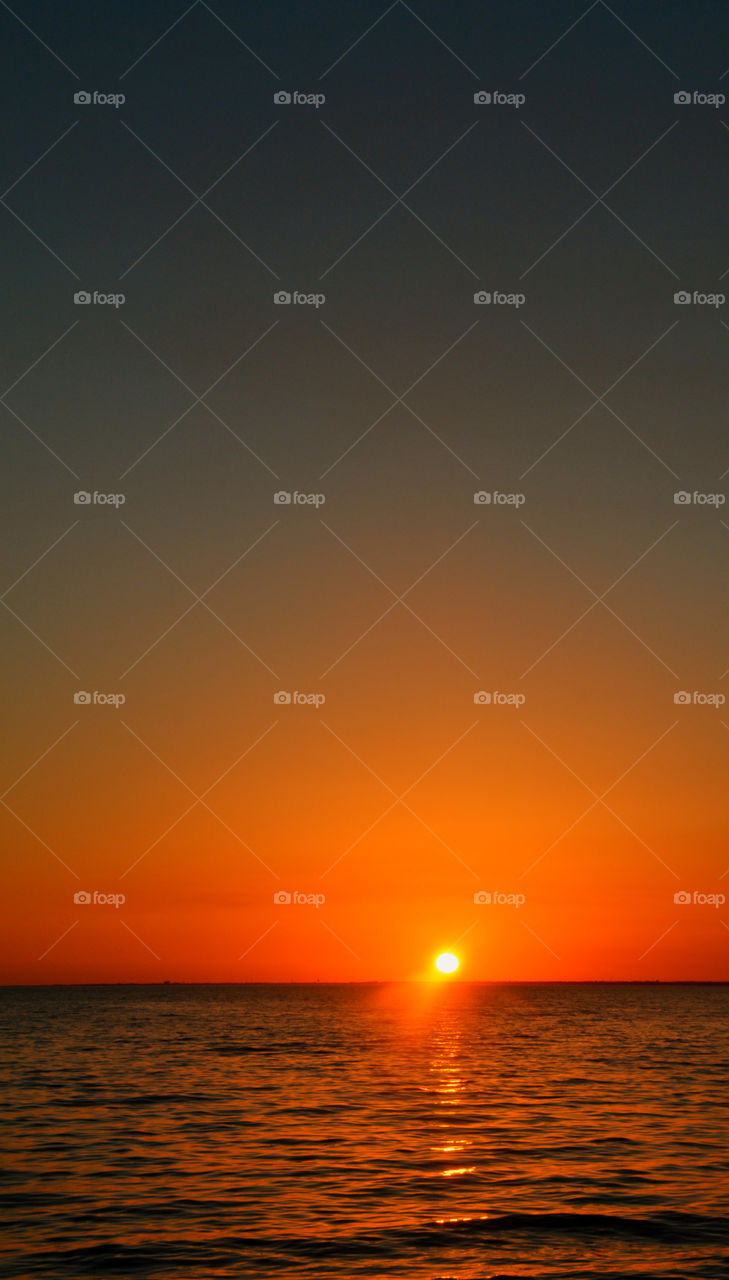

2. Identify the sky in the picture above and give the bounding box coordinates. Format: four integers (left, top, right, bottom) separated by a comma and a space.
2, 0, 729, 983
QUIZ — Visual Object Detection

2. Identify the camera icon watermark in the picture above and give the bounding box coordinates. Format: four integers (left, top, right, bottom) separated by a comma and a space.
474, 889, 526, 908
674, 889, 725, 907
273, 889, 326, 907
674, 90, 725, 107
74, 889, 126, 907
673, 290, 724, 307
474, 290, 525, 308
673, 490, 725, 506
274, 90, 325, 108
74, 290, 125, 307
473, 490, 525, 507
273, 690, 325, 707
673, 690, 725, 708
473, 89, 525, 108
74, 490, 126, 507
74, 690, 126, 708
273, 490, 325, 507
74, 90, 126, 108
274, 290, 325, 308
474, 690, 525, 707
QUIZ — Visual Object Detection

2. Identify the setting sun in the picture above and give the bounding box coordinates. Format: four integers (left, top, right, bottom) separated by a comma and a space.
435, 953, 459, 974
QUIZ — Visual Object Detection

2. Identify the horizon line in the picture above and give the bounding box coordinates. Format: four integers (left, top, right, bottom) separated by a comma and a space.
2, 979, 728, 989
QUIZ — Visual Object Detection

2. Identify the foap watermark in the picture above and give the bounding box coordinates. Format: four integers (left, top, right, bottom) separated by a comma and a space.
74, 290, 125, 307
674, 889, 726, 907
273, 890, 326, 907
474, 889, 526, 908
473, 90, 525, 108
274, 90, 325, 108
474, 490, 525, 507
273, 490, 325, 507
674, 290, 724, 307
673, 690, 725, 708
474, 690, 525, 707
74, 690, 126, 708
674, 90, 725, 108
673, 490, 725, 506
273, 691, 325, 707
274, 290, 325, 308
74, 490, 126, 507
474, 290, 526, 308
74, 890, 126, 907
74, 90, 126, 108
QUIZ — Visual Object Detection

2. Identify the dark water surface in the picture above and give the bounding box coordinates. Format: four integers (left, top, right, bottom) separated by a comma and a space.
1, 984, 728, 1278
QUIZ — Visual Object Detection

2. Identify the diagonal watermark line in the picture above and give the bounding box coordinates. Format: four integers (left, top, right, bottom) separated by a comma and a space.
238, 920, 278, 961
120, 522, 280, 678
320, 919, 361, 959
520, 0, 600, 79
38, 920, 79, 961
120, 0, 199, 78
1, 321, 79, 400
0, 200, 79, 277
600, 1, 677, 78
717, 201, 729, 281
320, 120, 479, 279
520, 0, 676, 80
519, 719, 680, 879
119, 202, 202, 281
319, 319, 479, 479
2, 123, 79, 201
452, 919, 480, 949
120, 119, 279, 278
0, 0, 78, 76
320, 0, 399, 78
120, 919, 161, 960
1, 723, 77, 800
119, 599, 199, 682
120, 122, 279, 279
400, 0, 478, 77
402, 320, 480, 398
0, 601, 79, 677
519, 319, 680, 479
119, 522, 278, 680
118, 400, 197, 480
638, 919, 679, 961
121, 722, 279, 879
319, 0, 476, 80
520, 918, 561, 960
200, 0, 279, 77
320, 721, 478, 879
0, 399, 80, 479
519, 520, 680, 680
121, 720, 279, 878
2, 801, 79, 879
118, 319, 279, 479
320, 521, 479, 679
520, 120, 679, 279
1, 523, 78, 600
321, 720, 479, 878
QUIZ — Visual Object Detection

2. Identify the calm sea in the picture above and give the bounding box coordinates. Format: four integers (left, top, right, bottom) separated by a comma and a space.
1, 984, 728, 1278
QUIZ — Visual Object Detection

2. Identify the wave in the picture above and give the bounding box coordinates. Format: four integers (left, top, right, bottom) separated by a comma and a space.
7, 1210, 727, 1277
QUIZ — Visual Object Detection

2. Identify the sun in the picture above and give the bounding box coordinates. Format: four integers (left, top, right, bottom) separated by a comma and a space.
435, 952, 459, 974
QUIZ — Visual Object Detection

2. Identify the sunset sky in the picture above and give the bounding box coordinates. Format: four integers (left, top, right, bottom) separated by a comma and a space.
2, 0, 728, 983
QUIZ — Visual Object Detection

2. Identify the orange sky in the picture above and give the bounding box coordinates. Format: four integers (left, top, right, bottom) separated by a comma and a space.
3, 520, 728, 983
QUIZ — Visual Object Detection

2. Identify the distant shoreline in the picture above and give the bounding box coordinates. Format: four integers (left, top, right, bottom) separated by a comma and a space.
2, 980, 728, 989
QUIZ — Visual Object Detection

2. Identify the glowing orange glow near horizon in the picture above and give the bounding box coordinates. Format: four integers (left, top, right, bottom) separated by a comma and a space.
2, 557, 728, 985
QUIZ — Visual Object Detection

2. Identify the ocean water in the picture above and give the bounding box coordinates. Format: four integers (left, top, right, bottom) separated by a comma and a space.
1, 983, 728, 1279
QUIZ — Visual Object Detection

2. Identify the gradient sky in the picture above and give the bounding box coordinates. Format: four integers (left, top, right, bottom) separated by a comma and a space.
2, 0, 729, 983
